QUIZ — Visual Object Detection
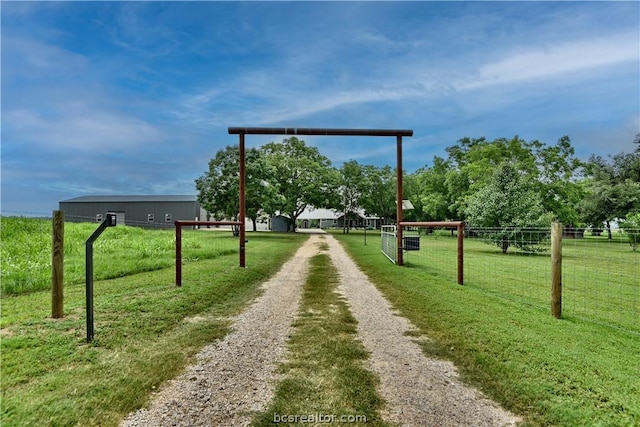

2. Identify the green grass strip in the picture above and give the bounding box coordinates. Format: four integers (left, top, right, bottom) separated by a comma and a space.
332, 230, 640, 427
252, 250, 393, 427
1, 232, 306, 427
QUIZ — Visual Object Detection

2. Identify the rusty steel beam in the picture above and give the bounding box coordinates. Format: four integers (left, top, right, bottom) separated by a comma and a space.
239, 133, 246, 267
458, 221, 464, 286
230, 126, 414, 269
396, 135, 404, 266
228, 127, 413, 137
175, 220, 243, 227
399, 221, 464, 228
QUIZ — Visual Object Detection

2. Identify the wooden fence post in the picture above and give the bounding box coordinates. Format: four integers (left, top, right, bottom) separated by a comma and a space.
52, 210, 64, 318
551, 222, 562, 319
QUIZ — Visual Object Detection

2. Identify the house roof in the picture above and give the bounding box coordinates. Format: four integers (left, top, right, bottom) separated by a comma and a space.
297, 208, 339, 220
297, 207, 380, 220
60, 195, 198, 203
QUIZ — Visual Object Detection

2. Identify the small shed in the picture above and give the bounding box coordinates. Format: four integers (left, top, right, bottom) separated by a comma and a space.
270, 214, 290, 232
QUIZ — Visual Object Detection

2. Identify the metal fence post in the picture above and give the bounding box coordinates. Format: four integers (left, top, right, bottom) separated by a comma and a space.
86, 214, 117, 342
551, 222, 563, 319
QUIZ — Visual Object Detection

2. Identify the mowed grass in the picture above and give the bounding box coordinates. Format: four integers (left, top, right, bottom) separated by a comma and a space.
400, 231, 640, 333
332, 230, 640, 427
1, 217, 237, 295
253, 244, 391, 427
1, 230, 306, 427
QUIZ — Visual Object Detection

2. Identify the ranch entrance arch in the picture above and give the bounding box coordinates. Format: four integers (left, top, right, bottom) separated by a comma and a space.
228, 127, 413, 267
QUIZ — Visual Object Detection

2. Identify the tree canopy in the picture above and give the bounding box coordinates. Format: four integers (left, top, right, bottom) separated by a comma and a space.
336, 160, 364, 233
465, 162, 552, 253
195, 133, 639, 240
260, 137, 336, 231
579, 151, 640, 237
195, 145, 276, 232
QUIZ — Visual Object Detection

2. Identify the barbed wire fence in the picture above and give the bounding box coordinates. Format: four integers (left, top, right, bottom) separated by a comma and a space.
396, 225, 639, 335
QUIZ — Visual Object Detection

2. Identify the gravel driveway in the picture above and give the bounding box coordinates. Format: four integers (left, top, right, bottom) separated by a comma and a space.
121, 232, 519, 426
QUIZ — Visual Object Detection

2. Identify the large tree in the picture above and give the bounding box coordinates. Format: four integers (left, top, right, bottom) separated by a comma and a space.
260, 137, 335, 231
441, 136, 541, 220
580, 150, 640, 238
359, 165, 397, 224
407, 156, 457, 221
534, 136, 585, 226
465, 162, 552, 253
427, 135, 583, 223
337, 160, 365, 233
195, 145, 276, 232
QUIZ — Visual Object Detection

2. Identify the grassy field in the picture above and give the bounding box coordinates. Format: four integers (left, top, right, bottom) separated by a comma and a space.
332, 230, 640, 427
399, 230, 639, 333
1, 217, 238, 295
2, 219, 638, 426
1, 224, 306, 426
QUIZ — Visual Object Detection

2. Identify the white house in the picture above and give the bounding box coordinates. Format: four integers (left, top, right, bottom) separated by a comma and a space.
296, 208, 339, 229
295, 207, 380, 230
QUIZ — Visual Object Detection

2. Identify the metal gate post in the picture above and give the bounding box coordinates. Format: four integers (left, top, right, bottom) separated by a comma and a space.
396, 134, 404, 266
239, 132, 246, 267
85, 213, 117, 343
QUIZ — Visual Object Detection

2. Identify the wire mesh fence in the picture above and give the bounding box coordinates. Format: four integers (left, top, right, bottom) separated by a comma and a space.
397, 225, 639, 334
463, 227, 553, 310
561, 230, 639, 333
1, 212, 239, 296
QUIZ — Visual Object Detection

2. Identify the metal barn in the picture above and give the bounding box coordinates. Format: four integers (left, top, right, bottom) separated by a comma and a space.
59, 195, 204, 228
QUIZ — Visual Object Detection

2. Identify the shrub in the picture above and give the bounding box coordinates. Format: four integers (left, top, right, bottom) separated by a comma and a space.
620, 212, 640, 251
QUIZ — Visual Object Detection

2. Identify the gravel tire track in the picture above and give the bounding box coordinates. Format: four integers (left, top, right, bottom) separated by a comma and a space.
121, 231, 519, 426
120, 235, 322, 427
325, 234, 520, 427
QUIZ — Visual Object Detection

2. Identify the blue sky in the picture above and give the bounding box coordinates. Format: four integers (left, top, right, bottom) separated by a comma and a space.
2, 1, 639, 215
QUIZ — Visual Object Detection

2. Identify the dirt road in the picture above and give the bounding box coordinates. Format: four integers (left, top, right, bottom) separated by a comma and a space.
122, 233, 518, 426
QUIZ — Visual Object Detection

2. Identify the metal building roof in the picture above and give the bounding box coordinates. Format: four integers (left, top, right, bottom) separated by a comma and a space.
60, 195, 198, 203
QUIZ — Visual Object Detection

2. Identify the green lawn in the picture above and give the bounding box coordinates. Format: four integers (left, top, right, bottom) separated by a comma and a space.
332, 230, 640, 426
1, 217, 239, 295
2, 219, 638, 426
399, 231, 639, 333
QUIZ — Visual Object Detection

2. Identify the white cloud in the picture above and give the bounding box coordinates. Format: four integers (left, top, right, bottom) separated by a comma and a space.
4, 107, 165, 151
2, 36, 89, 75
456, 31, 639, 90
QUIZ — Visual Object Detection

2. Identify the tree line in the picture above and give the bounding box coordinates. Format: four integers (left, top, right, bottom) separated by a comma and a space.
195, 134, 640, 240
